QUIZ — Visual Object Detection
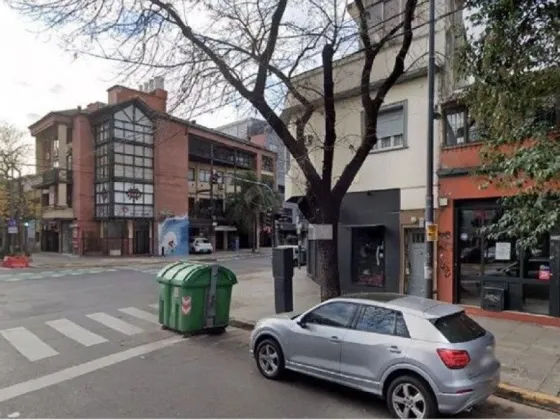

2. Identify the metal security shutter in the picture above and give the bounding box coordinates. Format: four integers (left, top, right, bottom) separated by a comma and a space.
377, 106, 404, 138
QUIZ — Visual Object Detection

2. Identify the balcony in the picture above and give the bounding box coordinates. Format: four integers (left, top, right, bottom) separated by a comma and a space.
42, 205, 74, 220
34, 168, 73, 189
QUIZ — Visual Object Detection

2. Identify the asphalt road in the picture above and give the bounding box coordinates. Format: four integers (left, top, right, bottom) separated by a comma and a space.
0, 255, 556, 418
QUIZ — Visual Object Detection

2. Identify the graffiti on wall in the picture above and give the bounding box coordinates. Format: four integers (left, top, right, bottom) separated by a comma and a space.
158, 214, 189, 256
438, 231, 453, 278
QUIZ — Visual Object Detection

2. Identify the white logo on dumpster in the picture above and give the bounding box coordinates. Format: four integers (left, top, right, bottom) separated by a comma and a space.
181, 296, 192, 315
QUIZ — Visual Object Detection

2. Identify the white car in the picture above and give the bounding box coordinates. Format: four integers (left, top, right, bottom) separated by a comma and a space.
190, 238, 213, 254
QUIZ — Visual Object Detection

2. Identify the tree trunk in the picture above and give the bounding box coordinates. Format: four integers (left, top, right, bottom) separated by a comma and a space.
312, 202, 341, 302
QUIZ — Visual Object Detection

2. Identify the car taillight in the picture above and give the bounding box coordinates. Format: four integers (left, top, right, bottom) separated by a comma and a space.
437, 349, 470, 369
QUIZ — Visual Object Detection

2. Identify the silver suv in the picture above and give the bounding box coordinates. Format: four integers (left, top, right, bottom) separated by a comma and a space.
249, 293, 500, 418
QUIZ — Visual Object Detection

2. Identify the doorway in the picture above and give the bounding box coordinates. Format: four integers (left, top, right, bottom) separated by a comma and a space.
406, 229, 425, 296
133, 220, 151, 255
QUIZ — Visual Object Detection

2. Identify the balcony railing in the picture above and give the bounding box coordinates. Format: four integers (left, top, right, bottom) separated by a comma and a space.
34, 168, 73, 189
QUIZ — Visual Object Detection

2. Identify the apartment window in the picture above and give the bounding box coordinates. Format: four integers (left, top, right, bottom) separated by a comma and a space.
113, 105, 154, 145
199, 169, 211, 182
216, 171, 224, 184
94, 121, 111, 145
113, 142, 153, 181
364, 0, 403, 35
262, 155, 275, 172
443, 106, 479, 146
95, 144, 110, 181
188, 168, 195, 181
113, 181, 154, 218
363, 103, 406, 152
236, 151, 254, 168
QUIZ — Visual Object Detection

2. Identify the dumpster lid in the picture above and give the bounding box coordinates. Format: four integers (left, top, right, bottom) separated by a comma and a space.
156, 261, 237, 287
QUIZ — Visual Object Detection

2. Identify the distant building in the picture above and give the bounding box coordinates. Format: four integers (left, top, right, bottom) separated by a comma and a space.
29, 79, 275, 255
216, 118, 288, 197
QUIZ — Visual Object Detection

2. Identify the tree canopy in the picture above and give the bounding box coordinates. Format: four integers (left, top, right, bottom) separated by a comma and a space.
459, 0, 560, 246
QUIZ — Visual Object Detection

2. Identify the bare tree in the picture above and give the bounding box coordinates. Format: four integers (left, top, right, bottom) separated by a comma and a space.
0, 122, 32, 253
9, 0, 418, 300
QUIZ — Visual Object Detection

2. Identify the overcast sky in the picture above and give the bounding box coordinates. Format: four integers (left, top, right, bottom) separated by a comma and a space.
0, 3, 238, 150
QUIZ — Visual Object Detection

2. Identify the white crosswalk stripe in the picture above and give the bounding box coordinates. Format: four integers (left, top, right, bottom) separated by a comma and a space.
118, 307, 159, 324
46, 319, 108, 347
0, 327, 59, 362
86, 313, 144, 336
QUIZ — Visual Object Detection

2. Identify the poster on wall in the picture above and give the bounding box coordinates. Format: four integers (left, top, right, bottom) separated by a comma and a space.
158, 214, 189, 257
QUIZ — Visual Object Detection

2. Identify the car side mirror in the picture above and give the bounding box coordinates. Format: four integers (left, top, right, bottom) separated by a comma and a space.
296, 318, 307, 329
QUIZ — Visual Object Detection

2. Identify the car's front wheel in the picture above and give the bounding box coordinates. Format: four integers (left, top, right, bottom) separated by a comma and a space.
255, 338, 285, 380
386, 375, 437, 419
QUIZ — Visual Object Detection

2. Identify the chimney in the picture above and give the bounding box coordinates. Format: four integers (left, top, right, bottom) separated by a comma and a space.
154, 76, 164, 90
138, 84, 144, 92
143, 82, 149, 92
148, 79, 155, 92
107, 79, 168, 113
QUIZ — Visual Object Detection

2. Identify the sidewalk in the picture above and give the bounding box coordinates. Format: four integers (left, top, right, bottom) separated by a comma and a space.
230, 270, 560, 413
29, 248, 272, 269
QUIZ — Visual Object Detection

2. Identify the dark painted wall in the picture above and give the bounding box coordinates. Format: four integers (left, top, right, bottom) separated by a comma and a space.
338, 189, 401, 294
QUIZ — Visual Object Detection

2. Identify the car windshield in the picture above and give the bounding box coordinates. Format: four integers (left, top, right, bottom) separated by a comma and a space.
198, 239, 209, 243
432, 311, 486, 343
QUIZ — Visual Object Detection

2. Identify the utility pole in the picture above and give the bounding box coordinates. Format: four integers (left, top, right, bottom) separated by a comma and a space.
423, 0, 436, 299
209, 143, 216, 248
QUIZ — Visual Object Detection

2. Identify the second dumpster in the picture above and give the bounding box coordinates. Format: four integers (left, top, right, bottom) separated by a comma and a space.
156, 261, 237, 335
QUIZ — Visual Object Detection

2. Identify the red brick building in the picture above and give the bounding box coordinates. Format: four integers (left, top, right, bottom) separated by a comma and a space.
30, 79, 275, 256
437, 104, 559, 326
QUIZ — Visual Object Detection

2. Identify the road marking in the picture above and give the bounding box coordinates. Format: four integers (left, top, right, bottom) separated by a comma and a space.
118, 307, 159, 324
0, 336, 184, 403
46, 319, 108, 347
0, 327, 59, 362
86, 313, 144, 336
149, 303, 158, 309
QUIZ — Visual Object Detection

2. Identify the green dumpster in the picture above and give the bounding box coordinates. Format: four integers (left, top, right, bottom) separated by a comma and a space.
156, 261, 237, 334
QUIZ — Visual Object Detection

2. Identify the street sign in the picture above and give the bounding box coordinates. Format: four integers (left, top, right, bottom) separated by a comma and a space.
426, 223, 438, 242
8, 226, 17, 234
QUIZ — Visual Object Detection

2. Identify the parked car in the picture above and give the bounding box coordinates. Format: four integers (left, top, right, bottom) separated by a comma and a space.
249, 293, 500, 419
189, 237, 213, 254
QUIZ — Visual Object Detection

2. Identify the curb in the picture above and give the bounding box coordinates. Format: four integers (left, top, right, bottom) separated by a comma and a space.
28, 252, 271, 270
494, 383, 560, 414
229, 317, 560, 415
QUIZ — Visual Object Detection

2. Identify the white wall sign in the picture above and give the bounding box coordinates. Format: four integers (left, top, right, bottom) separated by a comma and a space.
308, 224, 333, 240
495, 242, 512, 261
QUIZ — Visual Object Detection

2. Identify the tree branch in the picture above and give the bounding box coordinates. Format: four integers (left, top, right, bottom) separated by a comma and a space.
332, 0, 417, 199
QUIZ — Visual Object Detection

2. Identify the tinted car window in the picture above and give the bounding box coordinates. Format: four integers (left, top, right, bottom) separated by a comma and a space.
433, 311, 486, 343
395, 312, 410, 338
305, 302, 358, 328
355, 306, 396, 335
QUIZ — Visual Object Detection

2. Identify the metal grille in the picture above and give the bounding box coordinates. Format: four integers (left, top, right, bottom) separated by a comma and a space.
411, 231, 425, 244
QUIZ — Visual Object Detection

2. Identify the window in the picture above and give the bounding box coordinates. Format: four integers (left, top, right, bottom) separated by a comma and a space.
363, 0, 403, 40
199, 169, 211, 182
352, 226, 385, 287
356, 306, 396, 335
113, 105, 154, 145
433, 311, 486, 344
262, 155, 275, 172
112, 181, 154, 218
362, 104, 406, 152
457, 204, 551, 315
188, 168, 195, 181
304, 302, 358, 328
443, 106, 479, 146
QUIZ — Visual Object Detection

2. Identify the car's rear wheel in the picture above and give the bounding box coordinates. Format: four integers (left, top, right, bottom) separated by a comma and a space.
255, 338, 284, 380
386, 375, 437, 419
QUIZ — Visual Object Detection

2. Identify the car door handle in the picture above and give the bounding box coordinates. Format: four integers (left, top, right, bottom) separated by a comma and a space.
389, 345, 401, 354
329, 336, 341, 343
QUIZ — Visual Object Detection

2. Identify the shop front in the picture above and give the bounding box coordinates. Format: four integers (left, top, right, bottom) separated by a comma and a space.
438, 196, 560, 324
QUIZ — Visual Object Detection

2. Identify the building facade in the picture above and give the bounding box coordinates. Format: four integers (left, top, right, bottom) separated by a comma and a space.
283, 0, 464, 294
29, 79, 275, 255
216, 118, 288, 197
437, 100, 560, 325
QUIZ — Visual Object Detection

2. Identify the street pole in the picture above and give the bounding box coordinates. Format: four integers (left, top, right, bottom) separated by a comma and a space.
209, 143, 216, 247
423, 0, 436, 299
